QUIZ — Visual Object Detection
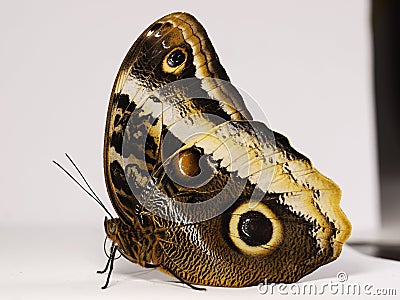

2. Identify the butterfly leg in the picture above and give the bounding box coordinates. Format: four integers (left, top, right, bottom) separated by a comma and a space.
97, 255, 111, 274
97, 238, 116, 274
97, 243, 117, 289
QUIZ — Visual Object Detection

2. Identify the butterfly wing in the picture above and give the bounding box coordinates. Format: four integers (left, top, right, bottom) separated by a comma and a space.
146, 117, 351, 286
104, 12, 351, 287
104, 12, 251, 224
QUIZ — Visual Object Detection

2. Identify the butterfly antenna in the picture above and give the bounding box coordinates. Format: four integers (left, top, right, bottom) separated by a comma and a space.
52, 154, 114, 218
64, 153, 103, 202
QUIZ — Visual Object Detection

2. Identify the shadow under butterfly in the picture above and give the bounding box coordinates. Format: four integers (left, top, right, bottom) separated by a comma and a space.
55, 12, 351, 290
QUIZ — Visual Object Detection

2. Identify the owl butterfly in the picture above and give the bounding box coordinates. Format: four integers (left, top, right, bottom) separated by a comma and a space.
101, 12, 351, 289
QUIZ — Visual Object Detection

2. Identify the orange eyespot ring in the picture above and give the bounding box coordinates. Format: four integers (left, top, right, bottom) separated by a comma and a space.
178, 149, 201, 177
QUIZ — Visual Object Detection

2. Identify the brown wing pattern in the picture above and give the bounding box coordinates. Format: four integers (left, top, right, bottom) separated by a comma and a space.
102, 12, 351, 287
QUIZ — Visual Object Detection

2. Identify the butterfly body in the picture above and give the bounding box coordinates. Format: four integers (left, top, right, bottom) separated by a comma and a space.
102, 12, 351, 288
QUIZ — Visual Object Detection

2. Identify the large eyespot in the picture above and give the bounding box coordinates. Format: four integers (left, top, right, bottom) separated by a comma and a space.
238, 211, 273, 246
229, 202, 283, 255
162, 47, 187, 74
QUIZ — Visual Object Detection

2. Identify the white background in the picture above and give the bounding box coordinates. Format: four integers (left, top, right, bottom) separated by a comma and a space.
1, 0, 394, 299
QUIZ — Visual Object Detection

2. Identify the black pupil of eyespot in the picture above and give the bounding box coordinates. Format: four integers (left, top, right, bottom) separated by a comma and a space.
167, 49, 186, 67
238, 211, 273, 246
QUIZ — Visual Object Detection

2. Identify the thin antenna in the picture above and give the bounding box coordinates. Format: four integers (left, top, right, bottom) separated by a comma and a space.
53, 154, 113, 218
64, 153, 102, 203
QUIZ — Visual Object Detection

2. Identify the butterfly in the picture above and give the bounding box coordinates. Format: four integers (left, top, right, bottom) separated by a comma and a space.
64, 12, 352, 290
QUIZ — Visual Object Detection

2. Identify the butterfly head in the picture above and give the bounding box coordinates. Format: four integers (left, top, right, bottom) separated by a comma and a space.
103, 217, 121, 241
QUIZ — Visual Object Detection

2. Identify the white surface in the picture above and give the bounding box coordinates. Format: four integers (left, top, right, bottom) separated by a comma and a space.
1, 226, 399, 299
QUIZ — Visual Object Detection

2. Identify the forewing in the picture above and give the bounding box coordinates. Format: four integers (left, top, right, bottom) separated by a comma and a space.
104, 12, 251, 224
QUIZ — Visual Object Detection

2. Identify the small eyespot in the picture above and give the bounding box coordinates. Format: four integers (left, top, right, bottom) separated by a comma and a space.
229, 202, 283, 255
167, 49, 186, 67
162, 47, 187, 74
